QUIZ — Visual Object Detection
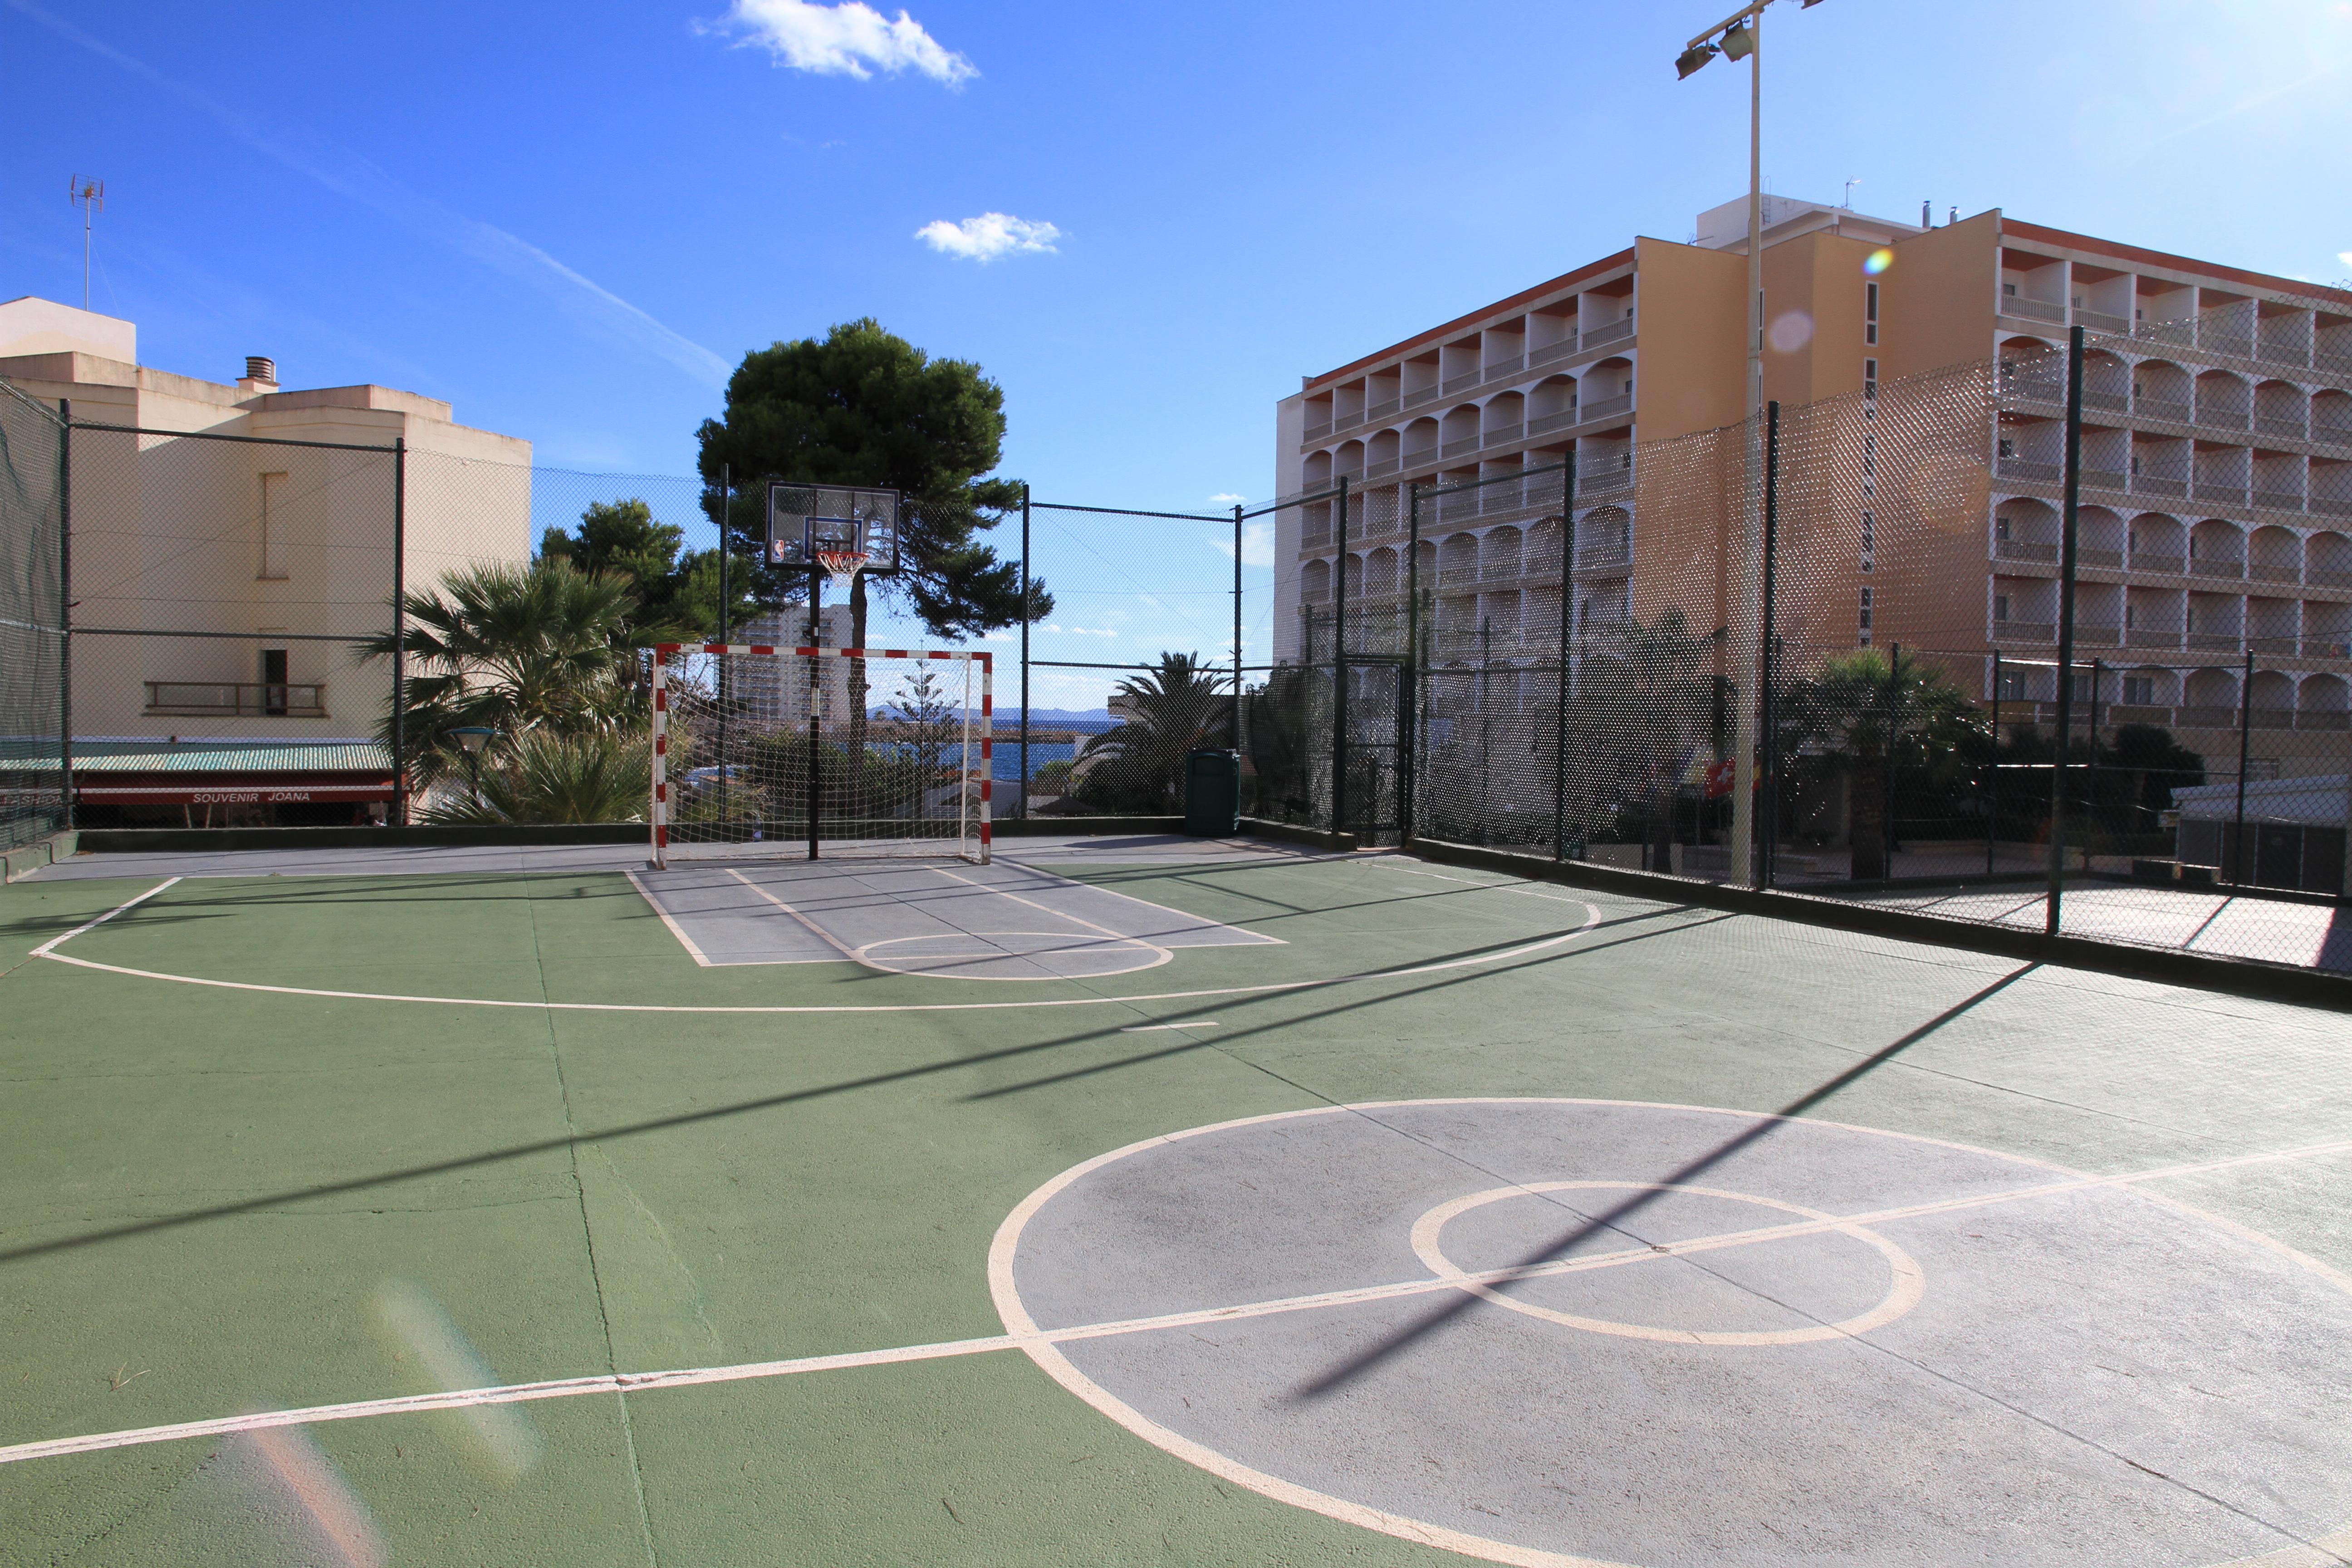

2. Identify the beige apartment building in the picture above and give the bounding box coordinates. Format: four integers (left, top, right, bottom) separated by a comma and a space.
0, 296, 531, 821
1273, 201, 2352, 778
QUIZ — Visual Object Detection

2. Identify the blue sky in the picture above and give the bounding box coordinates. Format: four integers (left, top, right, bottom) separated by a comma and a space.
5, 0, 2350, 698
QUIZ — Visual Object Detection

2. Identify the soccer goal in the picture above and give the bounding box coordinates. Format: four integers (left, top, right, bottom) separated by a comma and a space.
652, 643, 991, 868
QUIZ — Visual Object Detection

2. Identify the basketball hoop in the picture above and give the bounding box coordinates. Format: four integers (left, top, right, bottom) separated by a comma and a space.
816, 550, 872, 594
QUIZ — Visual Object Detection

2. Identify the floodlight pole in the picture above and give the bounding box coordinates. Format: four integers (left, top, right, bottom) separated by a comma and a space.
1020, 484, 1032, 820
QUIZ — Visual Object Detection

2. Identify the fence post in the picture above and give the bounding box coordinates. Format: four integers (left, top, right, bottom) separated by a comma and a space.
1403, 482, 1421, 841
1020, 484, 1031, 821
717, 463, 730, 829
1553, 456, 1576, 861
1232, 502, 1244, 756
1885, 641, 1901, 878
2233, 648, 2253, 882
57, 400, 73, 831
1757, 401, 1779, 887
392, 435, 407, 827
2046, 326, 2085, 935
1332, 476, 1348, 838
1987, 648, 2001, 876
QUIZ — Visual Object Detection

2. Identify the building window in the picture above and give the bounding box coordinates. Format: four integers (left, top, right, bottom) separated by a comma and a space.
2126, 603, 2137, 629
1998, 438, 2017, 459
1863, 358, 1878, 401
2124, 674, 2155, 705
1997, 668, 2028, 700
1994, 593, 2010, 622
1859, 586, 1874, 643
260, 472, 289, 580
260, 647, 289, 716
1865, 284, 1880, 346
1860, 508, 1875, 570
1994, 515, 2011, 541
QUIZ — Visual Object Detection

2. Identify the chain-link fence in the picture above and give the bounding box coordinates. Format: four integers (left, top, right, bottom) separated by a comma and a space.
0, 381, 66, 850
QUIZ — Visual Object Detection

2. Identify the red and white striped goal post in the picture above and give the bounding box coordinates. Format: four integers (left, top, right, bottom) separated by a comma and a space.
650, 643, 993, 869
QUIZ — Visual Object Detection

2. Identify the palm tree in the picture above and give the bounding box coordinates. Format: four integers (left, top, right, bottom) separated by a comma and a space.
1784, 647, 1981, 878
420, 730, 651, 824
358, 559, 642, 787
1072, 652, 1232, 813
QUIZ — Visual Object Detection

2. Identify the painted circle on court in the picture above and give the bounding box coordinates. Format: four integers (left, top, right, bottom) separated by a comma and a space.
991, 1099, 2352, 1568
853, 929, 1172, 980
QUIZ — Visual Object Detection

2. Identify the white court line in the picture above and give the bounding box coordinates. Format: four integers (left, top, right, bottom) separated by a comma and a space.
722, 869, 864, 961
28, 876, 182, 956
8, 1132, 2348, 1470
622, 870, 717, 968
31, 886, 1603, 1014
991, 858, 1286, 946
1119, 1022, 1218, 1032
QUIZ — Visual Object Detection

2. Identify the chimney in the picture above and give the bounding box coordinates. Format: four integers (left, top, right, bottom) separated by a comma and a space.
240, 355, 278, 390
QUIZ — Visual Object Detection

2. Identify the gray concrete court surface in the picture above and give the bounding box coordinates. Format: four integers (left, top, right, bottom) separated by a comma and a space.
630, 858, 1282, 976
1847, 878, 2352, 973
1004, 1099, 2352, 1568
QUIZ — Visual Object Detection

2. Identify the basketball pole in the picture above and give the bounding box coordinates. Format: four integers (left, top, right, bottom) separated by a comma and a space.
808, 549, 822, 862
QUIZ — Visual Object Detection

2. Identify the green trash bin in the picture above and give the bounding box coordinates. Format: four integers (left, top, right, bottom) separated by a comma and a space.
1184, 749, 1241, 837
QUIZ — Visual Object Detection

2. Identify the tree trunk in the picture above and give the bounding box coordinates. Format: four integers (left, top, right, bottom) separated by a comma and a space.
1850, 757, 1888, 879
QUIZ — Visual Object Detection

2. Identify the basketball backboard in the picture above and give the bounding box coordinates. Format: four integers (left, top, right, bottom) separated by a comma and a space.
767, 484, 902, 573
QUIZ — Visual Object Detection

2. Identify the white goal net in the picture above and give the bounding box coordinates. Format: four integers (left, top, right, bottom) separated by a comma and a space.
652, 642, 991, 867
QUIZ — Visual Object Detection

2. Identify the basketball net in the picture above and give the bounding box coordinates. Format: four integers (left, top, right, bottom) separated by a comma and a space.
816, 550, 871, 595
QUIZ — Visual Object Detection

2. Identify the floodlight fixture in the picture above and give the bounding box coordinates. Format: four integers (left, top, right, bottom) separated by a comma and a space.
1719, 22, 1754, 59
1676, 43, 1718, 77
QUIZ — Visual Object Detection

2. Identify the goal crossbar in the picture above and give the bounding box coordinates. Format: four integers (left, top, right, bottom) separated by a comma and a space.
652, 643, 992, 868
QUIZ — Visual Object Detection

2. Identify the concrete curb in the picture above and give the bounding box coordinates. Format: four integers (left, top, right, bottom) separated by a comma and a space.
1404, 837, 2352, 1014
2, 830, 78, 884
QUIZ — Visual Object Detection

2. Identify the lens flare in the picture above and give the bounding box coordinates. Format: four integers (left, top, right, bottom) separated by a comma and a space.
1767, 311, 1815, 354
1864, 249, 1895, 276
377, 1279, 544, 1481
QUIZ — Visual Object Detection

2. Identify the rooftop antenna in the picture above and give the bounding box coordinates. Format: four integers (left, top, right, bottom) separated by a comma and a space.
69, 175, 104, 310
1842, 176, 1861, 209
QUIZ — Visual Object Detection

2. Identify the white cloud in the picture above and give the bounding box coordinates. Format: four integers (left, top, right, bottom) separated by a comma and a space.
715, 0, 975, 83
2340, 251, 2352, 268
1208, 492, 1246, 505
916, 213, 1062, 262
1212, 521, 1275, 568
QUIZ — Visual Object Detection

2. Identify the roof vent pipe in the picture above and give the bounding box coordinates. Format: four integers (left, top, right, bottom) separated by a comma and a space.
245, 356, 277, 384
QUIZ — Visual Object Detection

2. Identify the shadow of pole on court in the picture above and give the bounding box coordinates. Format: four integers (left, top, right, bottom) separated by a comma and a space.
1287, 963, 2040, 1401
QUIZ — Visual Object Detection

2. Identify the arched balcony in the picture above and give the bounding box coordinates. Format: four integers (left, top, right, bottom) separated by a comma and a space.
1993, 499, 2060, 564
2081, 349, 2130, 412
1363, 545, 1399, 599
1999, 338, 2065, 405
2305, 530, 2351, 587
1437, 532, 1478, 589
2249, 525, 2303, 585
2078, 506, 2127, 568
2127, 513, 2185, 573
1578, 359, 1635, 425
1481, 392, 1525, 451
1523, 516, 1564, 579
2246, 595, 2299, 656
1576, 506, 1632, 571
1301, 557, 1331, 604
2305, 598, 2352, 659
1401, 417, 1441, 474
2252, 451, 2306, 514
2313, 459, 2352, 522
1480, 525, 1523, 583
2123, 585, 2183, 649
2132, 360, 2192, 424
2193, 370, 2251, 432
2180, 666, 2240, 728
1529, 375, 1578, 437
2314, 390, 2352, 446
2254, 380, 2308, 441
1333, 438, 1367, 488
2299, 673, 2351, 731
2114, 666, 2181, 715
2187, 519, 2245, 579
1366, 428, 1402, 481
1440, 406, 1481, 461
2249, 669, 2297, 728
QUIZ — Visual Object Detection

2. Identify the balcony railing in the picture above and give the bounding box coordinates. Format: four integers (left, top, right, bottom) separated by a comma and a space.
2082, 389, 2129, 413
145, 681, 327, 717
1482, 356, 1524, 383
1579, 318, 1633, 351
2136, 396, 2192, 423
1996, 456, 2062, 482
1581, 466, 1633, 496
2314, 498, 2352, 518
1303, 420, 1333, 444
2078, 547, 2125, 568
2187, 632, 2244, 652
2255, 415, 2307, 440
2195, 404, 2251, 431
2131, 552, 2185, 574
1993, 620, 2056, 642
1400, 445, 1437, 470
2259, 336, 2313, 368
1365, 458, 1401, 480
1442, 371, 1482, 396
1529, 337, 1579, 369
2304, 637, 2352, 658
2301, 710, 2352, 730
1578, 393, 1634, 422
1403, 386, 1441, 412
2134, 318, 2197, 350
2249, 561, 2302, 583
2003, 377, 2066, 405
1529, 409, 1579, 437
1994, 539, 2059, 563
1573, 545, 1631, 572
2075, 308, 2131, 335
2176, 706, 2239, 730
2198, 483, 2250, 508
1440, 436, 1480, 458
2082, 468, 2127, 492
2312, 567, 2352, 587
2132, 474, 2188, 498
2000, 294, 2067, 323
2190, 555, 2246, 579
2314, 420, 2352, 447
1482, 423, 1524, 448
2247, 635, 2299, 656
2075, 625, 2122, 647
1366, 397, 1401, 422
2125, 629, 2185, 649
2253, 490, 2306, 513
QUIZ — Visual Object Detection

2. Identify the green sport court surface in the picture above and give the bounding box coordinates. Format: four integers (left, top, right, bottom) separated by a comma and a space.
3, 834, 2350, 1568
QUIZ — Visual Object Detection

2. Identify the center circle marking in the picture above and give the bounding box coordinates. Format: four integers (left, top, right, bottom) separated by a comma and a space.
1408, 1180, 1926, 1347
852, 928, 1172, 980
